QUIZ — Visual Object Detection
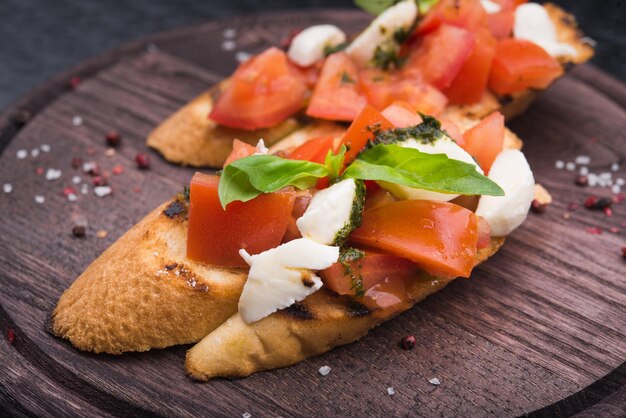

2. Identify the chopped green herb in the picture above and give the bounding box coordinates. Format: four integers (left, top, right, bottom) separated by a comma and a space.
332, 180, 366, 246
340, 71, 355, 84
393, 27, 410, 44
339, 247, 366, 297
324, 42, 348, 57
354, 0, 403, 15
370, 114, 444, 146
373, 45, 405, 70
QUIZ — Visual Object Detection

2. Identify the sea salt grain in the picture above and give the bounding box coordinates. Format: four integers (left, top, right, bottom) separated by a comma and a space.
554, 160, 564, 169
222, 40, 236, 51
611, 163, 620, 172
617, 178, 625, 186
67, 193, 78, 202
72, 176, 81, 184
387, 387, 396, 396
612, 185, 621, 195
45, 168, 62, 181
3, 183, 13, 194
35, 195, 45, 204
94, 186, 112, 197
565, 162, 576, 171
81, 184, 89, 195
16, 149, 28, 159
40, 144, 51, 152
575, 155, 590, 165
72, 116, 83, 126
236, 51, 252, 63
242, 413, 251, 418
31, 148, 40, 158
428, 378, 441, 386
223, 28, 236, 38
318, 365, 331, 376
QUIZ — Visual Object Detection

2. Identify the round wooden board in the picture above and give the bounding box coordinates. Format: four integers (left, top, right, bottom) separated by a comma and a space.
1, 9, 625, 417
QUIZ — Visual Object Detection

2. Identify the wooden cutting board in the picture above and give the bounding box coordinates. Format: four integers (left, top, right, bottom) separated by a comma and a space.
0, 10, 625, 417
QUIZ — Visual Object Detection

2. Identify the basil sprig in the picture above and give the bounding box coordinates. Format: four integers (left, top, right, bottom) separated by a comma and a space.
354, 0, 437, 16
343, 144, 504, 196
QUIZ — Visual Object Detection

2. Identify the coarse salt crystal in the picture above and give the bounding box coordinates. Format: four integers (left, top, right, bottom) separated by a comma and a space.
105, 148, 116, 157
31, 148, 40, 158
3, 183, 13, 193
387, 387, 396, 396
318, 365, 331, 376
40, 144, 51, 152
72, 176, 82, 184
579, 166, 589, 176
81, 184, 89, 195
235, 51, 252, 63
67, 193, 78, 202
555, 160, 564, 169
600, 172, 612, 180
223, 28, 236, 38
16, 149, 28, 159
94, 186, 112, 197
612, 185, 621, 195
45, 168, 62, 181
616, 178, 625, 186
222, 40, 236, 51
575, 156, 590, 165
428, 378, 441, 386
565, 162, 576, 171
72, 116, 83, 126
242, 413, 251, 418
34, 195, 45, 204
611, 163, 620, 172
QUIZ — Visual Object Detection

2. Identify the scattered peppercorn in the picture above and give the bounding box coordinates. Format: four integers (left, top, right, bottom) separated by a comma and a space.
585, 227, 602, 235
112, 165, 124, 175
614, 194, 625, 204
105, 131, 121, 147
584, 196, 597, 209
72, 225, 86, 238
596, 198, 613, 210
35, 167, 44, 176
622, 247, 626, 258
62, 187, 76, 197
575, 175, 588, 187
69, 76, 81, 89
135, 153, 151, 169
530, 199, 546, 213
400, 335, 416, 350
604, 207, 613, 217
609, 227, 619, 234
92, 176, 108, 187
71, 157, 83, 169
6, 327, 15, 345
567, 203, 579, 211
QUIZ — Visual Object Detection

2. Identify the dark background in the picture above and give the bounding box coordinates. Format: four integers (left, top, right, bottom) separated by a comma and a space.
1, 0, 624, 111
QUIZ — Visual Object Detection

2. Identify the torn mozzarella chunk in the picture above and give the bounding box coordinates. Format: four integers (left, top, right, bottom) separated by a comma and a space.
514, 3, 578, 58
297, 179, 361, 246
346, 0, 418, 66
481, 0, 501, 14
288, 25, 347, 67
476, 149, 535, 237
238, 238, 339, 323
379, 136, 482, 201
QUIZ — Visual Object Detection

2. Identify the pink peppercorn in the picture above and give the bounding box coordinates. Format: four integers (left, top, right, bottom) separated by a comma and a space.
6, 327, 15, 345
400, 335, 416, 350
105, 131, 121, 147
135, 153, 151, 169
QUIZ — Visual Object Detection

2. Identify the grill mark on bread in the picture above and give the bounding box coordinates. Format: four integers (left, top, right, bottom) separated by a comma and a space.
161, 262, 209, 292
346, 301, 370, 317
282, 302, 314, 320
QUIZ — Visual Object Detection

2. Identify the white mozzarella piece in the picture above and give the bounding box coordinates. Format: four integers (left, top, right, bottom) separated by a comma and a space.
475, 149, 535, 237
379, 137, 483, 201
514, 3, 578, 57
481, 0, 502, 14
288, 25, 347, 67
237, 238, 339, 324
296, 179, 357, 245
346, 0, 418, 66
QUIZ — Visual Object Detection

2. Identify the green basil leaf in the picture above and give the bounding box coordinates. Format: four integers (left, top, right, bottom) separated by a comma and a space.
324, 145, 347, 183
416, 0, 437, 15
218, 155, 328, 208
343, 144, 504, 196
354, 0, 401, 15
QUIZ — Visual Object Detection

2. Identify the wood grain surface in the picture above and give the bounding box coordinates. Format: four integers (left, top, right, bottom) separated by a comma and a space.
0, 10, 625, 417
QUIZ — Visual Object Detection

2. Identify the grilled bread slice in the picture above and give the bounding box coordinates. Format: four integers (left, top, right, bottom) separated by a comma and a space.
146, 3, 591, 168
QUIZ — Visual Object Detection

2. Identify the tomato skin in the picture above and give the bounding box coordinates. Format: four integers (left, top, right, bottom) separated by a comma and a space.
349, 200, 478, 278
186, 173, 296, 267
487, 0, 515, 39
476, 216, 491, 249
321, 251, 418, 296
306, 52, 368, 121
440, 118, 465, 147
488, 39, 563, 96
382, 102, 423, 128
340, 105, 394, 164
443, 28, 497, 105
210, 48, 308, 130
405, 24, 476, 90
416, 0, 488, 35
288, 136, 337, 164
360, 276, 411, 311
461, 111, 505, 173
282, 191, 312, 243
223, 139, 258, 167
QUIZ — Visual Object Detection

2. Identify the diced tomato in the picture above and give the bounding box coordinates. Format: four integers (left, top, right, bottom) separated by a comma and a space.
306, 52, 368, 121
321, 250, 418, 296
361, 276, 411, 311
293, 60, 321, 88
405, 24, 476, 90
364, 187, 396, 211
210, 48, 308, 130
461, 111, 504, 173
488, 39, 563, 96
487, 0, 515, 39
416, 0, 488, 35
477, 216, 491, 249
340, 105, 394, 164
443, 28, 497, 105
288, 136, 337, 164
349, 200, 479, 278
283, 190, 312, 243
187, 173, 295, 267
360, 70, 448, 115
223, 139, 258, 167
440, 118, 465, 147
382, 102, 422, 128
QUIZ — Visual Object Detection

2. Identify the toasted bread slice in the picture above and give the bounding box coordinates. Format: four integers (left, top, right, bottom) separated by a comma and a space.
51, 203, 247, 354
146, 3, 591, 168
185, 239, 504, 380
